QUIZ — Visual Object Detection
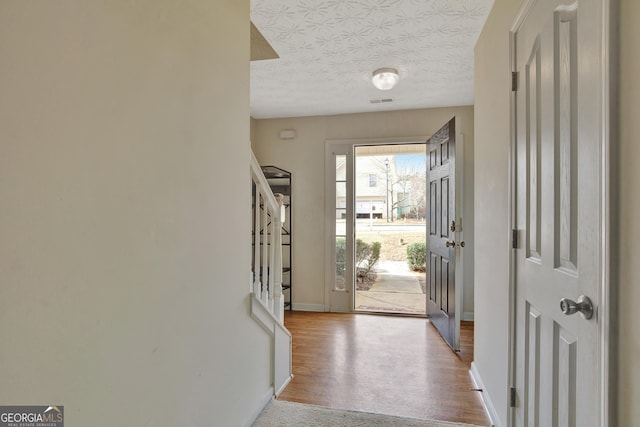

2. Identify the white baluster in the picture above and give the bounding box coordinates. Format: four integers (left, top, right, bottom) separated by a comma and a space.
273, 194, 284, 322
253, 188, 262, 296
261, 200, 269, 306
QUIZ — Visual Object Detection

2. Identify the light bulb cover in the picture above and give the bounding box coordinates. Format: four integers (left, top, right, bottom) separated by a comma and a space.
372, 67, 399, 90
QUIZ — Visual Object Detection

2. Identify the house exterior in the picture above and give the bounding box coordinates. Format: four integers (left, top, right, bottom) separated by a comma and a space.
1, 2, 638, 427
336, 155, 396, 219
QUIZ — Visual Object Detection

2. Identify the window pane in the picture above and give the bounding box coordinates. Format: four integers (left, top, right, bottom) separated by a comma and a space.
336, 182, 346, 205
336, 221, 347, 238
336, 155, 346, 181
335, 237, 346, 290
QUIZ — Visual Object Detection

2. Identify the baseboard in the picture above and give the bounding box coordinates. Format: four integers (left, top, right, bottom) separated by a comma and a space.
275, 374, 294, 397
244, 387, 274, 427
470, 362, 500, 427
291, 303, 325, 312
463, 311, 475, 321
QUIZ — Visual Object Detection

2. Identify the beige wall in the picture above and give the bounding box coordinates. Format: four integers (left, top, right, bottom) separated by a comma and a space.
475, 0, 639, 425
0, 1, 272, 425
617, 0, 640, 423
252, 107, 475, 315
473, 0, 522, 424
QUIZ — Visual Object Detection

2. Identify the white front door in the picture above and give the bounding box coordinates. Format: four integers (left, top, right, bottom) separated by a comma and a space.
512, 0, 607, 425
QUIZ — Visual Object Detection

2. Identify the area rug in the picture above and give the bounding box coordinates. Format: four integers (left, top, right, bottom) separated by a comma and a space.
252, 400, 486, 427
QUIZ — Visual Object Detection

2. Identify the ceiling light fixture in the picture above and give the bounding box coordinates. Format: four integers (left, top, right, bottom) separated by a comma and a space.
371, 67, 399, 91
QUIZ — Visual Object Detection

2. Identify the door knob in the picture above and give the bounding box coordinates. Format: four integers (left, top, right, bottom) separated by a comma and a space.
445, 240, 455, 248
559, 295, 593, 320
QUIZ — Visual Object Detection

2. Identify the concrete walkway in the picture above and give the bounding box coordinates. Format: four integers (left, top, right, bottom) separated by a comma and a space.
355, 261, 426, 314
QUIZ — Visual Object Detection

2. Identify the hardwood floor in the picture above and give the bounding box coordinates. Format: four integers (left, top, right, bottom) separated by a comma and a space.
279, 311, 491, 426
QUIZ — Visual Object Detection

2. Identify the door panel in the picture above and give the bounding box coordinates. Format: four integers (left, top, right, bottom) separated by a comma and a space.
513, 0, 603, 425
426, 118, 459, 350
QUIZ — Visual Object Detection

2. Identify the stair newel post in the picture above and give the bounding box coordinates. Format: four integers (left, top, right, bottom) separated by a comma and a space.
273, 193, 285, 322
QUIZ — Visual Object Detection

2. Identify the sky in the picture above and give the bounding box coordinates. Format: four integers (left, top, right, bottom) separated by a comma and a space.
395, 153, 426, 173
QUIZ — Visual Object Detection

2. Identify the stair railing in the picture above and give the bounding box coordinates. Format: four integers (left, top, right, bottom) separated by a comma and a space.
250, 151, 284, 323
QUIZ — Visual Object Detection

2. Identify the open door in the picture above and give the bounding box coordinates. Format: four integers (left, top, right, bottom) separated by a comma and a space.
426, 118, 462, 350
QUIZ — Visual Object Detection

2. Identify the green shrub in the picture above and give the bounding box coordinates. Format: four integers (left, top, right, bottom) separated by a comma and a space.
407, 242, 426, 272
356, 239, 381, 276
336, 237, 346, 278
335, 238, 382, 278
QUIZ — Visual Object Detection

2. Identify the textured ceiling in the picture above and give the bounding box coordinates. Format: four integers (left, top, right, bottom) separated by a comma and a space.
250, 0, 494, 119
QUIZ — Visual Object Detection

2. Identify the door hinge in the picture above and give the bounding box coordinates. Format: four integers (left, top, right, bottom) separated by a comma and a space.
511, 71, 519, 91
510, 386, 517, 408
512, 229, 518, 249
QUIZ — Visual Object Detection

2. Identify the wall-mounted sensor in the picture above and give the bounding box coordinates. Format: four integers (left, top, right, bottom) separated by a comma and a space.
279, 129, 296, 140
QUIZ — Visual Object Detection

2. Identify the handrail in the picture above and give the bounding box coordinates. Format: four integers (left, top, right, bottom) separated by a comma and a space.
250, 150, 285, 323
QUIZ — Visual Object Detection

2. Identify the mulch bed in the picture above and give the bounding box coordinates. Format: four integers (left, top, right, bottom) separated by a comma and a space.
356, 272, 377, 291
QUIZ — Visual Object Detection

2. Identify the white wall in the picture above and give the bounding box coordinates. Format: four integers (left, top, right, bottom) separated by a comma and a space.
252, 107, 475, 316
475, 0, 640, 425
0, 1, 272, 426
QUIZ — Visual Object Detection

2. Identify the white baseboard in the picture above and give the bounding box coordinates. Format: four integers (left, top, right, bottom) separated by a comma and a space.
470, 362, 500, 427
463, 311, 475, 321
244, 387, 274, 427
292, 303, 325, 312
275, 374, 294, 397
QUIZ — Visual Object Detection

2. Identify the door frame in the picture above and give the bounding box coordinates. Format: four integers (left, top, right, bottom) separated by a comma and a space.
507, 0, 614, 425
324, 136, 431, 312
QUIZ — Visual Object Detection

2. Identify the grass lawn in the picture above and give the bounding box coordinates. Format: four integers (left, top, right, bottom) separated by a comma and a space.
355, 223, 427, 293
355, 229, 426, 262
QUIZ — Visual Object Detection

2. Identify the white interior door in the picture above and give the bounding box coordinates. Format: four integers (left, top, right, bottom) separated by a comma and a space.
512, 0, 606, 425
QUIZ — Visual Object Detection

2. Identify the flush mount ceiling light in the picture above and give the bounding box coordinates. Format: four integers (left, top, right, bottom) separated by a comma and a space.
371, 67, 399, 91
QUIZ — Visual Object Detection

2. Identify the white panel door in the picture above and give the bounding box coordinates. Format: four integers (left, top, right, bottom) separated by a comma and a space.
513, 0, 605, 426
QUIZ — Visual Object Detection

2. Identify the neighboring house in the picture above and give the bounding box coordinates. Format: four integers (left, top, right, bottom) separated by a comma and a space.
335, 154, 426, 220
336, 155, 396, 219
1, 2, 638, 427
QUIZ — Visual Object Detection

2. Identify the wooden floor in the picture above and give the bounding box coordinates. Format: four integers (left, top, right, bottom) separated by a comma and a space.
279, 311, 491, 426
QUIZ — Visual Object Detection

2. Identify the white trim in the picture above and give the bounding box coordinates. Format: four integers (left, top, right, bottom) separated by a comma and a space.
507, 12, 520, 427
599, 1, 614, 426
251, 294, 277, 336
292, 303, 325, 312
324, 136, 429, 313
325, 136, 430, 146
470, 362, 500, 427
324, 143, 334, 312
511, 0, 538, 31
274, 373, 294, 397
463, 311, 475, 321
274, 321, 293, 398
244, 388, 275, 427
324, 143, 354, 312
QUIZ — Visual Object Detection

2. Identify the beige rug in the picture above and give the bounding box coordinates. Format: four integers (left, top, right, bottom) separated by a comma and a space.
253, 400, 486, 427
